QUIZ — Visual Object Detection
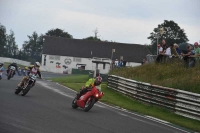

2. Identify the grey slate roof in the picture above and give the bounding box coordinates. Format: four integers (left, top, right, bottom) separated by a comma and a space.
43, 36, 151, 63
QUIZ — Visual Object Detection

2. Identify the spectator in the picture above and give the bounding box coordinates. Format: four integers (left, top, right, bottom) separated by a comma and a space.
157, 44, 163, 54
189, 42, 200, 67
142, 59, 147, 65
156, 39, 167, 63
161, 39, 167, 54
173, 43, 181, 55
181, 45, 192, 68
114, 59, 118, 67
123, 60, 127, 67
165, 44, 172, 58
111, 60, 115, 69
118, 60, 123, 67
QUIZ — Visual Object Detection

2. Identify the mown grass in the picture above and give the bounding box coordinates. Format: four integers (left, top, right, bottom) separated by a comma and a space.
110, 62, 200, 94
50, 75, 200, 132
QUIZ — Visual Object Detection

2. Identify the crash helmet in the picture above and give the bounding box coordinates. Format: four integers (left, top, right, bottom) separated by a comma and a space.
34, 62, 41, 69
94, 76, 102, 86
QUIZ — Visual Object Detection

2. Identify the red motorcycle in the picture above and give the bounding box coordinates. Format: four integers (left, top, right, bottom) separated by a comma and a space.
72, 86, 104, 112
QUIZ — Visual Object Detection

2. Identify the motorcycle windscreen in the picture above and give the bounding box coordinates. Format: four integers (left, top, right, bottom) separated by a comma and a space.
76, 91, 93, 108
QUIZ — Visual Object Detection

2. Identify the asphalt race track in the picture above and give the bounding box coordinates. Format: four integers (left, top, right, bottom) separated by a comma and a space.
0, 71, 190, 133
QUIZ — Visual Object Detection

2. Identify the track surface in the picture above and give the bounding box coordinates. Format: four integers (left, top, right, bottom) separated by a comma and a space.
0, 72, 189, 133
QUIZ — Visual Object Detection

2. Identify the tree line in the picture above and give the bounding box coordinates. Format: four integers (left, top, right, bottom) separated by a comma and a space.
0, 20, 189, 63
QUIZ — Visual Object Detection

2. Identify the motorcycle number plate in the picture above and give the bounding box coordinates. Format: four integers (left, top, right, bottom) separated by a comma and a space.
11, 66, 15, 70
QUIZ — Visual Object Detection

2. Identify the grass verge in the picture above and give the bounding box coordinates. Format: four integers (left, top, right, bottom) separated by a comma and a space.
110, 62, 200, 94
50, 75, 200, 132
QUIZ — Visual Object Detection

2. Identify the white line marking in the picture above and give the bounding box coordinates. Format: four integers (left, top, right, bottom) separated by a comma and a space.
37, 81, 73, 98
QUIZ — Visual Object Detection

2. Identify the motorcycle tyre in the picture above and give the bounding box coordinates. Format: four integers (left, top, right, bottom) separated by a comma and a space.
7, 74, 11, 80
15, 87, 21, 94
72, 98, 78, 109
83, 97, 95, 112
21, 85, 31, 96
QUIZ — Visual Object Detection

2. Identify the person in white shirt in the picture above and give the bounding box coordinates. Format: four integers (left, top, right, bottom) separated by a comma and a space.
165, 45, 172, 58
114, 59, 119, 67
0, 61, 4, 80
158, 44, 163, 54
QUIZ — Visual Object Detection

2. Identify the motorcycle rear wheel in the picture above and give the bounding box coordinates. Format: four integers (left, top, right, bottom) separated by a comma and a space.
72, 98, 78, 109
83, 97, 95, 112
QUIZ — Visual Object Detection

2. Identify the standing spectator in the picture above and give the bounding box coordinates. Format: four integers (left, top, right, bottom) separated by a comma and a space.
142, 59, 147, 65
157, 44, 163, 54
0, 61, 4, 80
189, 42, 200, 67
18, 67, 22, 76
173, 43, 181, 55
118, 60, 123, 67
156, 39, 167, 63
123, 60, 127, 67
161, 39, 167, 54
111, 60, 115, 69
165, 44, 172, 58
181, 45, 192, 68
114, 59, 118, 67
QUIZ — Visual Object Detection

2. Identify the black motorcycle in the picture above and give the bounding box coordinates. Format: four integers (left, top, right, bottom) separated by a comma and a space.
7, 66, 16, 80
15, 73, 37, 96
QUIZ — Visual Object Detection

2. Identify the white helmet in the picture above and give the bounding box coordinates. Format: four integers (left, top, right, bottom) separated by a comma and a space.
13, 61, 17, 64
35, 62, 41, 68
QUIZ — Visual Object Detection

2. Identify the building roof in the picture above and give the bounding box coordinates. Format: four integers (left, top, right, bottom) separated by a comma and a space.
43, 36, 151, 63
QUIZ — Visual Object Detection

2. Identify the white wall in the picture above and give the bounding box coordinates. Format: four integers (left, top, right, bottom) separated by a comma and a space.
40, 54, 141, 74
0, 57, 31, 66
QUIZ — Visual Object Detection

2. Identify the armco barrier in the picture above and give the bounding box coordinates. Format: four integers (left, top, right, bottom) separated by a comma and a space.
107, 75, 200, 121
0, 57, 30, 66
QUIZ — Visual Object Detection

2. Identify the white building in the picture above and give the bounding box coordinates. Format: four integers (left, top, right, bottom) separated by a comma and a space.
41, 36, 151, 74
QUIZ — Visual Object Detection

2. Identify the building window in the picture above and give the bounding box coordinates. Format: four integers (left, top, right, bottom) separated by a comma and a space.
73, 57, 81, 62
49, 55, 60, 60
55, 56, 60, 60
49, 55, 55, 60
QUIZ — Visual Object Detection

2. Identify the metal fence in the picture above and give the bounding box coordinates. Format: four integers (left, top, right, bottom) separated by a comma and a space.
107, 75, 200, 121
0, 57, 30, 66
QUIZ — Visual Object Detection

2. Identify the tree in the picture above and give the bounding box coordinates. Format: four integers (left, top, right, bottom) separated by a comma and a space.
0, 24, 7, 56
22, 32, 43, 63
83, 36, 101, 41
5, 30, 18, 58
83, 28, 101, 41
147, 20, 189, 54
45, 28, 73, 38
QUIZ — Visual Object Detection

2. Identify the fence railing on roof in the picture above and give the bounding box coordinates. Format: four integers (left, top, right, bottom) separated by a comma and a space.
107, 75, 200, 121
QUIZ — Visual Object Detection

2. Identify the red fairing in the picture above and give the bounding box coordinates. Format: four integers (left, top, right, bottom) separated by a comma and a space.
76, 86, 103, 108
77, 91, 93, 108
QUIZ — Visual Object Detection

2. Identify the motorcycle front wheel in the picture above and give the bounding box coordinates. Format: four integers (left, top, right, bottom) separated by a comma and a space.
15, 87, 21, 94
21, 85, 31, 96
83, 97, 95, 112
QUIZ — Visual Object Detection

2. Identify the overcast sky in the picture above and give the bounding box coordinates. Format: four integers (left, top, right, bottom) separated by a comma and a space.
0, 0, 200, 49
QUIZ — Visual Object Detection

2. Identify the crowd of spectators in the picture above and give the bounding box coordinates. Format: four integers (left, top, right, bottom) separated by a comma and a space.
155, 39, 200, 68
111, 59, 127, 68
